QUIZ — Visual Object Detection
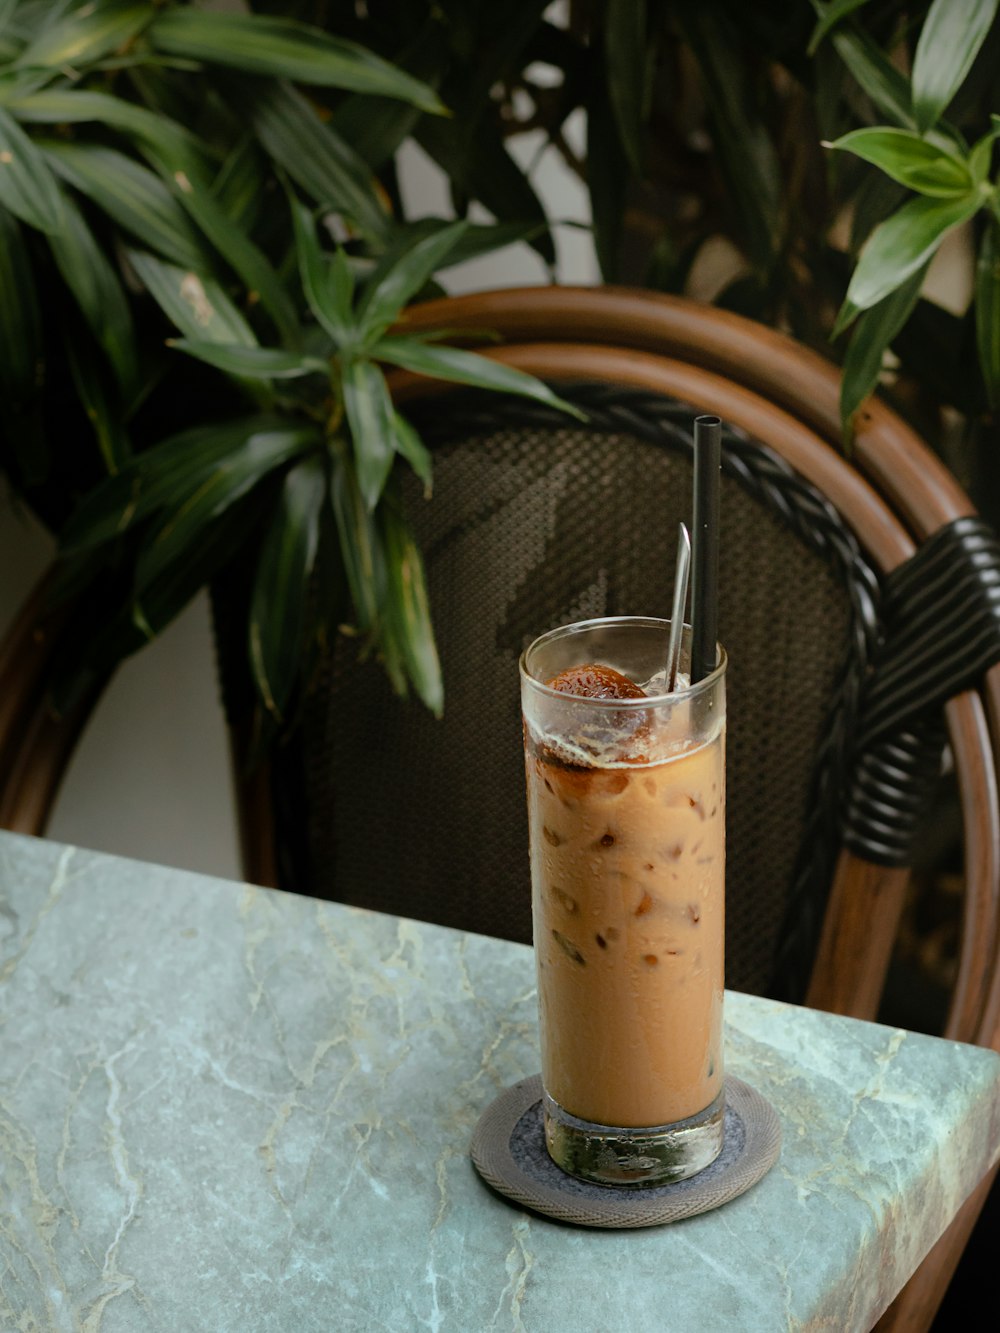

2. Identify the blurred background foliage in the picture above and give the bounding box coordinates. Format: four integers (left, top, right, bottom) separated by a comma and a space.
0, 0, 997, 744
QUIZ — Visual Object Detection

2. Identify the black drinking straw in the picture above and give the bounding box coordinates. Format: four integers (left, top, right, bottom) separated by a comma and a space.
690, 415, 721, 684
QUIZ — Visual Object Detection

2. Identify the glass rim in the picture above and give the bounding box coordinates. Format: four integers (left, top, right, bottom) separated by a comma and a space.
519, 615, 727, 707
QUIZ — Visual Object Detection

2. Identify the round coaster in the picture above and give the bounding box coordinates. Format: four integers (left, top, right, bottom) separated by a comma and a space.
470, 1075, 781, 1228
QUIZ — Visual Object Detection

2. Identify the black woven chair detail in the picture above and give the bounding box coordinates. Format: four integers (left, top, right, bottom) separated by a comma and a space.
842, 516, 1000, 867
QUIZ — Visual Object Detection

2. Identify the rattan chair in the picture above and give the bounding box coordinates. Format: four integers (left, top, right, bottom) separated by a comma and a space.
3, 288, 999, 1331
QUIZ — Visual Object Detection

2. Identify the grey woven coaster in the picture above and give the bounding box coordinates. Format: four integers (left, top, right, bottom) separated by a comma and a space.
470, 1074, 781, 1228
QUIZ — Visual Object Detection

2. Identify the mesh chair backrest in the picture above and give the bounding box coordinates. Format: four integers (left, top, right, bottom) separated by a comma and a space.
292, 389, 872, 997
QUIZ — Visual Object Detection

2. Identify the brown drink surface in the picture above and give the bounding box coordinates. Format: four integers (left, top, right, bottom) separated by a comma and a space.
527, 668, 725, 1129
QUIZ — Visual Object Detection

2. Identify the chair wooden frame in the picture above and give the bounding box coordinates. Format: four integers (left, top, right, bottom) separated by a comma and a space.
2, 287, 997, 1330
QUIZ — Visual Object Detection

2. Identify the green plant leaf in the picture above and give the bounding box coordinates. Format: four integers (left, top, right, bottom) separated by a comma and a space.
61, 416, 317, 552
130, 491, 273, 646
380, 487, 442, 716
976, 218, 1000, 410
679, 10, 783, 271
169, 171, 300, 348
970, 124, 1000, 184
169, 339, 327, 380
825, 128, 972, 197
911, 0, 999, 134
587, 69, 628, 281
605, 0, 647, 176
134, 429, 318, 592
840, 260, 929, 431
383, 217, 546, 272
830, 26, 918, 130
372, 336, 587, 420
8, 88, 205, 176
126, 248, 257, 348
147, 9, 446, 113
848, 172, 907, 257
250, 82, 391, 242
63, 332, 130, 475
47, 186, 137, 398
341, 357, 396, 509
357, 220, 468, 345
41, 140, 207, 270
289, 191, 353, 346
249, 453, 326, 721
211, 134, 264, 234
0, 201, 46, 485
391, 411, 433, 496
329, 442, 385, 633
416, 117, 556, 266
14, 1, 150, 71
0, 104, 64, 232
807, 0, 872, 56
841, 190, 984, 316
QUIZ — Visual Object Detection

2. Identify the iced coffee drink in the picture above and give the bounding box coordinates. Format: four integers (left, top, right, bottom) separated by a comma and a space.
520, 617, 726, 1186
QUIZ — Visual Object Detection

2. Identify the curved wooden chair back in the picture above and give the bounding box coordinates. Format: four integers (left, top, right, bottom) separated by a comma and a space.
1, 288, 997, 1332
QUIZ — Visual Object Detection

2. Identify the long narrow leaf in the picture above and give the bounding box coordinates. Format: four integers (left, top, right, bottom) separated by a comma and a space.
63, 333, 130, 474
127, 248, 257, 347
380, 488, 442, 716
808, 0, 873, 55
42, 140, 207, 269
134, 430, 317, 591
251, 82, 390, 242
848, 172, 907, 258
47, 187, 137, 397
0, 202, 40, 400
130, 486, 276, 643
825, 128, 972, 197
170, 171, 300, 348
0, 202, 46, 484
830, 26, 917, 130
969, 123, 1000, 184
976, 219, 1000, 410
211, 135, 265, 234
679, 11, 783, 271
391, 411, 433, 496
289, 191, 352, 345
605, 0, 647, 176
416, 117, 556, 266
372, 336, 586, 420
383, 217, 545, 271
341, 358, 397, 509
61, 417, 316, 551
842, 191, 984, 314
249, 453, 326, 720
147, 9, 445, 113
912, 0, 999, 134
170, 339, 326, 380
357, 220, 468, 344
587, 69, 627, 281
330, 443, 385, 632
840, 261, 929, 430
15, 2, 150, 71
8, 88, 205, 176
0, 104, 63, 232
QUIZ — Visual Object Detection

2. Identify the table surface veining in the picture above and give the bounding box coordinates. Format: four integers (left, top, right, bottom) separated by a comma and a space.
2, 830, 999, 1333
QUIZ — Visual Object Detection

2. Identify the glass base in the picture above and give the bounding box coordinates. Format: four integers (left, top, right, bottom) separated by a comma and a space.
542, 1088, 726, 1188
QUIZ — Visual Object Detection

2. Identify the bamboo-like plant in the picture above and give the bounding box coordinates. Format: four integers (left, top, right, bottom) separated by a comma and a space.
328, 0, 998, 497
2, 0, 998, 748
0, 1, 575, 736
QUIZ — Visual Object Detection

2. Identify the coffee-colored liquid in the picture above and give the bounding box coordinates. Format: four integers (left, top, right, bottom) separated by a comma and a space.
527, 730, 725, 1128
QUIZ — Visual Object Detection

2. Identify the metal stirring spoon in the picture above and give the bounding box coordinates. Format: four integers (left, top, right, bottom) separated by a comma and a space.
665, 523, 691, 692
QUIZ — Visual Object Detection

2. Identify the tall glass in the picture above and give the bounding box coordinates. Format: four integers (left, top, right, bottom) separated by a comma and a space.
520, 617, 726, 1187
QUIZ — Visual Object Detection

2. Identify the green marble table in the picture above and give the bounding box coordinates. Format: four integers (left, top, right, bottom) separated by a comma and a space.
2, 830, 1000, 1332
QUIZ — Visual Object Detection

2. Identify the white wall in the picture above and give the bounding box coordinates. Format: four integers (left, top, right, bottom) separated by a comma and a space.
0, 126, 597, 882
